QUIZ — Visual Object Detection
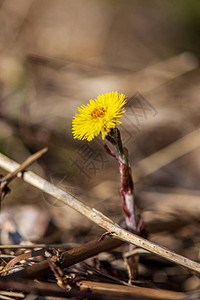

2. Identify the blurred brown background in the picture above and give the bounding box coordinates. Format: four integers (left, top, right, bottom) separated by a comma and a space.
0, 0, 200, 291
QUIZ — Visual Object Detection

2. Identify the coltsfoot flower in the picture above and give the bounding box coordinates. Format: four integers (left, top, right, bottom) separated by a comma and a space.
72, 91, 126, 141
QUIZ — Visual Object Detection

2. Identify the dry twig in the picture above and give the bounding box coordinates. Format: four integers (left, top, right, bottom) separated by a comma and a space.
77, 280, 185, 299
0, 147, 48, 199
6, 236, 124, 279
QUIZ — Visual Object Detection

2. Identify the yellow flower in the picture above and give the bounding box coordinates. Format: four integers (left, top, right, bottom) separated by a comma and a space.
72, 91, 126, 141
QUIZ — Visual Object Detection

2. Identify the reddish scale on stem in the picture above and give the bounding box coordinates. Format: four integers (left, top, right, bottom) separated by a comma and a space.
120, 162, 134, 194
120, 187, 131, 218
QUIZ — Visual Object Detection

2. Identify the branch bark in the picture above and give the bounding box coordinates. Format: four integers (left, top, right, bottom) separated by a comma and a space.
5, 236, 124, 279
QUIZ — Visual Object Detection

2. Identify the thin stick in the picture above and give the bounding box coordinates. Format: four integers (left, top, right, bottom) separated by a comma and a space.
77, 280, 185, 299
0, 152, 200, 274
0, 147, 48, 187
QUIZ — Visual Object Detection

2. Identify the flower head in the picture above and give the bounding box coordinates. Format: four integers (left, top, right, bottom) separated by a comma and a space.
72, 91, 126, 141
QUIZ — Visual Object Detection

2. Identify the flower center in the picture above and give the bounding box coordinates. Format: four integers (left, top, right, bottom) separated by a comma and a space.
91, 107, 106, 118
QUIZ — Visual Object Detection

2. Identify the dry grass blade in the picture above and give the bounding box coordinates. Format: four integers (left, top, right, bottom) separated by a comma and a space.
0, 291, 24, 299
2, 248, 46, 273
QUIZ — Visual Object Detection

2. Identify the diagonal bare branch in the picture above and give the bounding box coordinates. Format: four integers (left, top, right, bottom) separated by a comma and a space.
0, 151, 200, 274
